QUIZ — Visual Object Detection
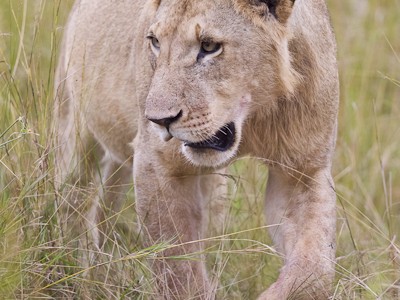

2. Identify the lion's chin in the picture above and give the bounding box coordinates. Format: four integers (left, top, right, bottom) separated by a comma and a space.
181, 144, 238, 168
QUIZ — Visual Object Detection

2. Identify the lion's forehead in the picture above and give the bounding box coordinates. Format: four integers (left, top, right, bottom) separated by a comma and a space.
156, 0, 230, 15
153, 0, 235, 37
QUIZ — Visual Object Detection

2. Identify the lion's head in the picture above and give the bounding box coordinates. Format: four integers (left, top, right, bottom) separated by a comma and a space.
144, 0, 298, 167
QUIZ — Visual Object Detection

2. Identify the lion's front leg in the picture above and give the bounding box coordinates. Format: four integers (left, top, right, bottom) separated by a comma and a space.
133, 144, 212, 299
259, 167, 336, 300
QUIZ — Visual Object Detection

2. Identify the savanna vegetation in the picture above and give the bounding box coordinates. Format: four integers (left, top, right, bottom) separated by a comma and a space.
0, 0, 399, 299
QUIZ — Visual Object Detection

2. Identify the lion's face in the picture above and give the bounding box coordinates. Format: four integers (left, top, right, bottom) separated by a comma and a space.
144, 0, 296, 167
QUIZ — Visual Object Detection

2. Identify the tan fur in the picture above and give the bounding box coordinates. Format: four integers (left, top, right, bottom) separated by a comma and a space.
54, 0, 339, 298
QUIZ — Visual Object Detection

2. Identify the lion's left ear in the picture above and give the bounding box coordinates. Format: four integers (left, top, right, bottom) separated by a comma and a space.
261, 0, 295, 23
235, 0, 295, 24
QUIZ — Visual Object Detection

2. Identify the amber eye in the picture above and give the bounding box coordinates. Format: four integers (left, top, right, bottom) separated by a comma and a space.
200, 41, 221, 54
198, 41, 223, 61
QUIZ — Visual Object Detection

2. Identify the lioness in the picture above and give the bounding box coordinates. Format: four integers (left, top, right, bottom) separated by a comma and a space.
54, 0, 339, 299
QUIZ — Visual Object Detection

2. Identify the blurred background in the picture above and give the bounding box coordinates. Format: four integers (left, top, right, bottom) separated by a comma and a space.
1, 0, 399, 299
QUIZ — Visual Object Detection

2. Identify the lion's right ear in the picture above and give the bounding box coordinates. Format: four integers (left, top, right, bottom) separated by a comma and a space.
238, 0, 296, 24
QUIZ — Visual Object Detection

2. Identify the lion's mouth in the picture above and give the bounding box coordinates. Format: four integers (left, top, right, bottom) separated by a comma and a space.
184, 122, 235, 152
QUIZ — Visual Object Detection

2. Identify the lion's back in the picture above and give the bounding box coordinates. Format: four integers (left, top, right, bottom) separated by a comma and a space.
55, 0, 144, 162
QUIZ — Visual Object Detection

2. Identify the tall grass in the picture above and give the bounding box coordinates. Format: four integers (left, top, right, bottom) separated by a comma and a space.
1, 0, 399, 299
329, 1, 400, 298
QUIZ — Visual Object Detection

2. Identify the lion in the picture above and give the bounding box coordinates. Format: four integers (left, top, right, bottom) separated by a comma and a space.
54, 0, 339, 299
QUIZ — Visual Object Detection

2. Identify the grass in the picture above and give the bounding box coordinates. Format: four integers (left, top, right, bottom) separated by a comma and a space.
1, 0, 399, 299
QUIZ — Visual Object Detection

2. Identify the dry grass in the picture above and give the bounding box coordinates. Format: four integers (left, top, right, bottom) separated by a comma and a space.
1, 0, 399, 299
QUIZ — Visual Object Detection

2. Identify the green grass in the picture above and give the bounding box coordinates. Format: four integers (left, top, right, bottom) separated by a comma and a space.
1, 0, 400, 299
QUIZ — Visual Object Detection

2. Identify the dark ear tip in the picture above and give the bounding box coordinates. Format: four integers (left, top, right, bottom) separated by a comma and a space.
259, 0, 295, 22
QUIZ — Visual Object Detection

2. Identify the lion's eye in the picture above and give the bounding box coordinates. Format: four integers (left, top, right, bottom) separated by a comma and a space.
201, 41, 221, 54
201, 41, 219, 53
198, 41, 223, 62
151, 37, 160, 49
147, 35, 160, 56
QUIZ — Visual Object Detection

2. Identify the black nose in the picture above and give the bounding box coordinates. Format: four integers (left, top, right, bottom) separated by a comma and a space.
147, 110, 182, 128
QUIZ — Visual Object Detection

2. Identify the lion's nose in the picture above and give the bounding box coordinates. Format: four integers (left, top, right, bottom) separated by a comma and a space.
147, 110, 182, 129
